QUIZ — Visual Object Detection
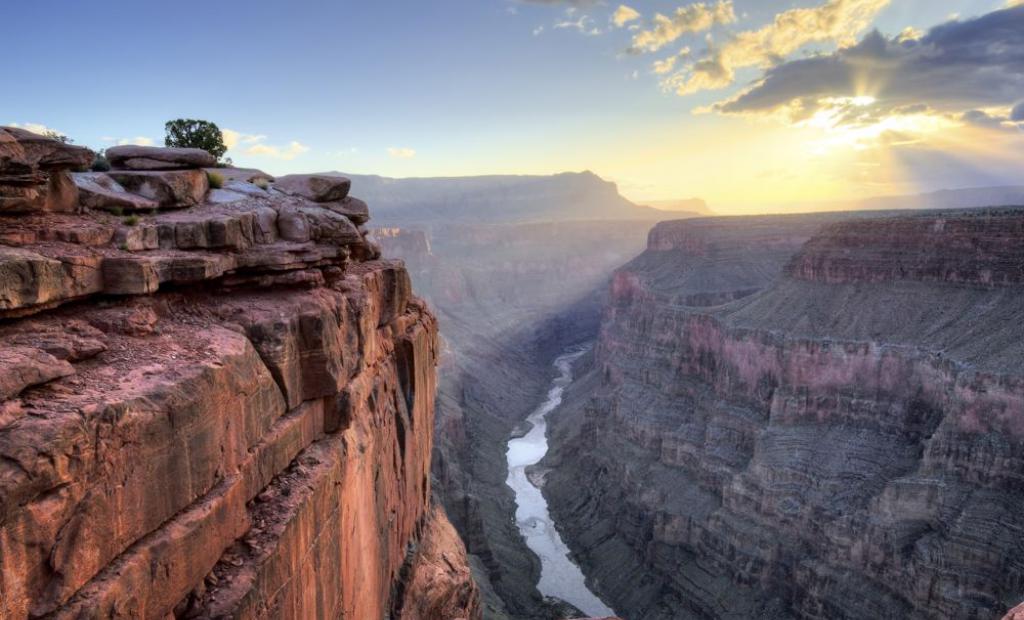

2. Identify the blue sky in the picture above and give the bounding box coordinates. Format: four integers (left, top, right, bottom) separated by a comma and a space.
5, 0, 1022, 211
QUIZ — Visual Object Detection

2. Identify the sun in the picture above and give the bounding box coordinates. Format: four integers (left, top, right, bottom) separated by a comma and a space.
798, 96, 956, 154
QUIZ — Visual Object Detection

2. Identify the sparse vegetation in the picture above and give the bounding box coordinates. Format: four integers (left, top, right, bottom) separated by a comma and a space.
123, 214, 139, 226
91, 150, 111, 172
207, 171, 225, 189
109, 206, 124, 217
43, 130, 72, 143
164, 118, 228, 161
253, 178, 270, 190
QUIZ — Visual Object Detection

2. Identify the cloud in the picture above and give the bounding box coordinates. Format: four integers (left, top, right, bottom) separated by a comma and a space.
117, 136, 153, 146
658, 0, 888, 95
960, 108, 1021, 131
8, 122, 63, 136
713, 6, 1024, 120
246, 141, 309, 160
221, 129, 268, 150
652, 47, 691, 74
896, 26, 923, 42
629, 1, 736, 53
612, 5, 641, 28
388, 147, 417, 159
1012, 102, 1024, 122
554, 13, 603, 35
102, 136, 154, 146
223, 129, 309, 160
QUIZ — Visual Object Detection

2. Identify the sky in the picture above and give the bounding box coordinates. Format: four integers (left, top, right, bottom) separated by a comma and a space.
5, 0, 1023, 213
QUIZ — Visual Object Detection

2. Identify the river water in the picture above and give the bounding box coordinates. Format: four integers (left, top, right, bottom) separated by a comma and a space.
505, 346, 616, 618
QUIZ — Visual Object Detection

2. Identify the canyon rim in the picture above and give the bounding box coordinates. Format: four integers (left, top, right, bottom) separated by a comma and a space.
6, 1, 1024, 619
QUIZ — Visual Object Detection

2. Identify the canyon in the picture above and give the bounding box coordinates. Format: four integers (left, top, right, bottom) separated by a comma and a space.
0, 129, 479, 619
371, 179, 666, 618
542, 208, 1024, 619
4, 125, 1023, 620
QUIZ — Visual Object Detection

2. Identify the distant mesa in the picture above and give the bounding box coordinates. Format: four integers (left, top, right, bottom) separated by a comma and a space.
788, 185, 1024, 213
324, 170, 673, 226
643, 197, 713, 215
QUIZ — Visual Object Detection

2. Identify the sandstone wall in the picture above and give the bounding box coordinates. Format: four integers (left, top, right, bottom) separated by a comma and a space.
544, 208, 1024, 619
0, 131, 479, 619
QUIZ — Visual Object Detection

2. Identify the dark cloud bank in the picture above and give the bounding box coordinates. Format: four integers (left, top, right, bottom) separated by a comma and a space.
718, 5, 1024, 120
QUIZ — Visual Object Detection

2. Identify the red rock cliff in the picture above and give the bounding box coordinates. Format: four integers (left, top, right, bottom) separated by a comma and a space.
0, 130, 480, 619
544, 208, 1024, 619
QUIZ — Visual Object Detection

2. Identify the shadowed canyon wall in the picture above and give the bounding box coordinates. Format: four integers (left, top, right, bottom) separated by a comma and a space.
0, 129, 479, 619
544, 208, 1024, 619
374, 193, 667, 618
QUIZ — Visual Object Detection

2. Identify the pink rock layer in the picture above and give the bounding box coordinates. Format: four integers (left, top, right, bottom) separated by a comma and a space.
544, 209, 1024, 619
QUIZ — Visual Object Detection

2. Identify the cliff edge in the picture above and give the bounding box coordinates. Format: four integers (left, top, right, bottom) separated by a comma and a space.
0, 129, 480, 619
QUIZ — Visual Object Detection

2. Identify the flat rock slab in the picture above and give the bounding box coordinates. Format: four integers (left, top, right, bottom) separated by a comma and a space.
0, 346, 74, 400
107, 145, 216, 170
73, 172, 159, 212
323, 196, 370, 225
207, 167, 273, 184
274, 174, 350, 202
206, 181, 270, 205
0, 126, 93, 171
107, 169, 209, 208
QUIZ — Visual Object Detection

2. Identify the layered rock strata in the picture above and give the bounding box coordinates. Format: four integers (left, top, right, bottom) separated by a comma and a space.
545, 209, 1024, 619
0, 127, 92, 214
0, 129, 479, 619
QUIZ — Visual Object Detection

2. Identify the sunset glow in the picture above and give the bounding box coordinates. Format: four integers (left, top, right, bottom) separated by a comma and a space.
5, 0, 1023, 213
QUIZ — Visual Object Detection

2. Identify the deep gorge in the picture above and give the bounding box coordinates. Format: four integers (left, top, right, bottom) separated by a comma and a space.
5, 128, 1024, 620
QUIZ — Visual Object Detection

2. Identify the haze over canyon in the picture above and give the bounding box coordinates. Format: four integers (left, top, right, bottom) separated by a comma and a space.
5, 0, 1024, 619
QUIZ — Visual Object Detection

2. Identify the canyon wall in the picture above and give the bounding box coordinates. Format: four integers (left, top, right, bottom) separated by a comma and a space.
0, 130, 479, 619
544, 208, 1024, 619
375, 218, 658, 619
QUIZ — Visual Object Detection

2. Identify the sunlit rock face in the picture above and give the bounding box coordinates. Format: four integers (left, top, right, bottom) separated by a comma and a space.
544, 208, 1024, 619
0, 126, 93, 215
0, 130, 479, 619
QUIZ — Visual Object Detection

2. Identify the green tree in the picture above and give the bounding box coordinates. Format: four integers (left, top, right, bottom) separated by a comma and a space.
164, 118, 227, 160
43, 130, 72, 143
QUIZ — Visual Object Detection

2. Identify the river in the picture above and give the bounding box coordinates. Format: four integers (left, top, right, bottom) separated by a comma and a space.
505, 346, 616, 618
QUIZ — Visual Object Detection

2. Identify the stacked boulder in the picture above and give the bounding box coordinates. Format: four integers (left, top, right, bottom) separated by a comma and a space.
76, 145, 215, 211
0, 126, 93, 214
0, 127, 381, 317
274, 173, 371, 225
